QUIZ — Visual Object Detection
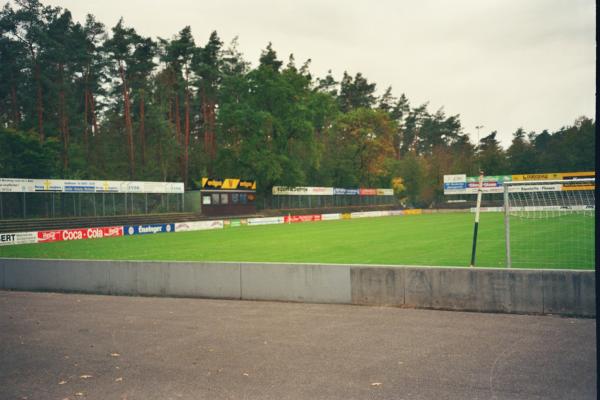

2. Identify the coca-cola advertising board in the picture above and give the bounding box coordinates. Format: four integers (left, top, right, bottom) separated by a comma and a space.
283, 214, 322, 223
37, 226, 123, 243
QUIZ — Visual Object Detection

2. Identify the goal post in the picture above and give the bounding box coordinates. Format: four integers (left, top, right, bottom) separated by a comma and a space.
503, 178, 595, 269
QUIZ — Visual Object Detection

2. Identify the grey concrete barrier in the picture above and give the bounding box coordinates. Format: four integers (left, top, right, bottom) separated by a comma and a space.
350, 267, 405, 306
350, 266, 595, 317
542, 270, 596, 317
0, 259, 241, 299
0, 259, 594, 316
240, 262, 351, 304
402, 267, 544, 314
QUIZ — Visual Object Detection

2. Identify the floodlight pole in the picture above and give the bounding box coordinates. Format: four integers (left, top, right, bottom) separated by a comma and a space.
469, 170, 484, 267
475, 125, 483, 144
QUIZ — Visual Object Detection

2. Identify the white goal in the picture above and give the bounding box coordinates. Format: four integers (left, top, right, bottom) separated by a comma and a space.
503, 179, 595, 269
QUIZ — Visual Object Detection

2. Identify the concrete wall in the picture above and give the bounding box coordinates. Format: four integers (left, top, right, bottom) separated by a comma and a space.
0, 259, 241, 299
0, 259, 594, 317
241, 263, 351, 303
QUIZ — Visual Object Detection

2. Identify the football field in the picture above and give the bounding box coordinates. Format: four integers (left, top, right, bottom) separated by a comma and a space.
0, 212, 594, 269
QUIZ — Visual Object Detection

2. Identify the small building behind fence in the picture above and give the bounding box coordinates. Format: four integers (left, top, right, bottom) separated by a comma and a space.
200, 178, 257, 216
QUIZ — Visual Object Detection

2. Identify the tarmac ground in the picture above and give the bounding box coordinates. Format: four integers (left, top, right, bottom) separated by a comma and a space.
0, 290, 596, 400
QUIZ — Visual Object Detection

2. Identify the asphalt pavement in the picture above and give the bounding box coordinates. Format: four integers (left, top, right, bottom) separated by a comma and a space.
0, 290, 596, 400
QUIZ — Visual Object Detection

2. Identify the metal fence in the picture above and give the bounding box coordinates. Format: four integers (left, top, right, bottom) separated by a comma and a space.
0, 192, 187, 220
258, 194, 398, 210
0, 190, 397, 220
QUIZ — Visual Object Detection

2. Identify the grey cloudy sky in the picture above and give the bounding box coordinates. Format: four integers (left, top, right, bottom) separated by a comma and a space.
47, 0, 595, 147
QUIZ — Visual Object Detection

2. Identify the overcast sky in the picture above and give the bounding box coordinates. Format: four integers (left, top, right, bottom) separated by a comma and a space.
46, 0, 595, 147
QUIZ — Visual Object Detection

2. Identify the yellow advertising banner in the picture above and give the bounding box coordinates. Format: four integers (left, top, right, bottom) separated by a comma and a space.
558, 171, 595, 180
511, 171, 595, 191
222, 178, 240, 189
511, 173, 561, 181
201, 177, 256, 191
511, 171, 594, 181
403, 209, 422, 215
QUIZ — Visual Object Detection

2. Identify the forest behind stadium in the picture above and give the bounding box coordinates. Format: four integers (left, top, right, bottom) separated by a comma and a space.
0, 0, 595, 207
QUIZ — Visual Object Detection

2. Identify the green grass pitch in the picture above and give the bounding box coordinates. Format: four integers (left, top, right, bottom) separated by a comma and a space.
0, 212, 594, 269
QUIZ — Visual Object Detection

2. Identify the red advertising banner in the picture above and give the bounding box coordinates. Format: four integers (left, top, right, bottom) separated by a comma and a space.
37, 226, 123, 243
284, 214, 322, 223
359, 188, 377, 196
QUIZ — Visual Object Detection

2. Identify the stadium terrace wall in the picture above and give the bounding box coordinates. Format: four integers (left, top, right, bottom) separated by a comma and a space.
0, 259, 594, 317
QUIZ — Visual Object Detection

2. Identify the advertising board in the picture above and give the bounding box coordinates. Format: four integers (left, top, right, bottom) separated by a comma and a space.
351, 211, 386, 218
284, 214, 322, 223
230, 219, 248, 227
403, 209, 422, 215
387, 210, 404, 216
443, 182, 467, 190
444, 174, 467, 183
444, 175, 512, 195
34, 179, 64, 192
444, 171, 595, 195
246, 217, 285, 226
321, 213, 342, 220
508, 184, 563, 193
64, 181, 96, 192
0, 231, 38, 246
359, 188, 377, 196
272, 186, 334, 196
37, 226, 123, 243
0, 178, 183, 194
0, 178, 35, 193
201, 177, 256, 191
333, 188, 360, 195
124, 224, 174, 235
174, 220, 224, 232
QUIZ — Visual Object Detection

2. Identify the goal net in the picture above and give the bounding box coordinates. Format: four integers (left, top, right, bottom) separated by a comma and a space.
503, 179, 595, 269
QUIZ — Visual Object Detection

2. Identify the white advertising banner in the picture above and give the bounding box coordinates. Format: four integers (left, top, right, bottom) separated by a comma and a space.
444, 174, 467, 183
33, 179, 64, 192
246, 217, 285, 226
321, 213, 342, 220
272, 186, 334, 196
0, 231, 38, 246
94, 181, 121, 192
175, 220, 224, 232
0, 178, 184, 194
470, 205, 594, 213
273, 186, 392, 196
376, 188, 394, 196
507, 184, 563, 193
63, 180, 97, 192
387, 210, 404, 216
0, 178, 35, 192
351, 211, 387, 218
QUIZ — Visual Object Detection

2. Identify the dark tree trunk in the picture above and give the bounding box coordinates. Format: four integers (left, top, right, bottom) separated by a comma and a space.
119, 62, 135, 178
139, 90, 146, 165
184, 89, 190, 186
175, 95, 182, 143
59, 64, 69, 172
90, 92, 98, 135
203, 94, 217, 161
11, 83, 19, 128
35, 63, 44, 142
84, 88, 89, 152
